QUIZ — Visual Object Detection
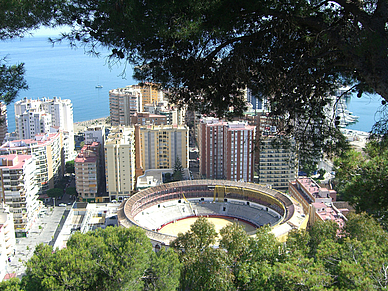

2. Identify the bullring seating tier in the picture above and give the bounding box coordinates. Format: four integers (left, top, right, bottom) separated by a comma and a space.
134, 199, 281, 230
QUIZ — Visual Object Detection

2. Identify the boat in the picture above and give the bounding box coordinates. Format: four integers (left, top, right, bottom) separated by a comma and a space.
95, 85, 103, 89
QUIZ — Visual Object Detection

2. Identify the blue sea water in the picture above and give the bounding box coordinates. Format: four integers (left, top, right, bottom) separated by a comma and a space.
1, 36, 134, 132
1, 36, 385, 133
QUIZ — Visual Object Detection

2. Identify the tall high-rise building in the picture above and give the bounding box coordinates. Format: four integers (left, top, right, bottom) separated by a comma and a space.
0, 154, 40, 236
0, 204, 16, 279
75, 142, 101, 203
198, 118, 256, 182
109, 86, 142, 126
109, 83, 164, 126
252, 113, 298, 190
104, 127, 136, 201
0, 102, 8, 145
14, 97, 75, 161
257, 137, 298, 190
139, 124, 189, 170
15, 110, 52, 139
136, 83, 162, 110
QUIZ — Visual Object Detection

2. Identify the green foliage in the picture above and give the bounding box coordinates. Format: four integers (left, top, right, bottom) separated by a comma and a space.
54, 0, 387, 163
171, 216, 217, 253
170, 214, 388, 290
65, 160, 75, 173
65, 187, 76, 196
0, 59, 28, 105
334, 139, 388, 228
46, 188, 63, 198
0, 0, 66, 40
0, 278, 24, 291
172, 156, 184, 182
22, 227, 180, 291
143, 249, 181, 291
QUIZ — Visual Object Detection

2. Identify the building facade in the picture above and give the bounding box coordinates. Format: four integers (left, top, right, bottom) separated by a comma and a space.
0, 204, 16, 281
198, 118, 255, 182
15, 110, 52, 140
139, 124, 189, 170
131, 112, 167, 126
14, 97, 75, 161
109, 86, 142, 126
75, 142, 101, 202
257, 137, 298, 190
0, 102, 8, 146
0, 132, 64, 193
104, 127, 136, 201
289, 177, 346, 228
0, 155, 40, 236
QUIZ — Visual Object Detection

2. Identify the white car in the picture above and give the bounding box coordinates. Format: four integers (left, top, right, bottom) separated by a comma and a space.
58, 203, 67, 207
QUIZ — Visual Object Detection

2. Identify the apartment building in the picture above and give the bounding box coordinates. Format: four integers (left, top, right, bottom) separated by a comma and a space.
0, 102, 8, 145
14, 97, 75, 161
135, 83, 162, 110
0, 155, 40, 237
138, 124, 189, 170
198, 118, 255, 182
75, 142, 101, 202
84, 125, 105, 145
0, 204, 16, 280
258, 137, 298, 190
289, 177, 346, 228
131, 112, 167, 126
109, 86, 142, 126
15, 110, 52, 139
104, 127, 136, 201
0, 132, 64, 193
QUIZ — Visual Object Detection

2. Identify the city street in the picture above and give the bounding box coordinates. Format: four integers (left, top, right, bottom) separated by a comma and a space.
4, 206, 67, 278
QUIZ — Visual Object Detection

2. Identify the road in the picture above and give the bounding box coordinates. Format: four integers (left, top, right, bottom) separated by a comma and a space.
4, 206, 68, 278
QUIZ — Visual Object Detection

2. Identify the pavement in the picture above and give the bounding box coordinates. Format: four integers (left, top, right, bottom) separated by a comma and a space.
4, 206, 68, 279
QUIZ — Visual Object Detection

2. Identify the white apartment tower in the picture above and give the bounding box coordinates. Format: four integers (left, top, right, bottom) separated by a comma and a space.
0, 155, 40, 236
105, 127, 136, 201
109, 87, 142, 126
0, 204, 16, 280
14, 97, 75, 161
15, 110, 52, 139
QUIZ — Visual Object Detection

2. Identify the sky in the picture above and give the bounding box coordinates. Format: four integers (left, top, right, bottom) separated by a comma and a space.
31, 26, 71, 37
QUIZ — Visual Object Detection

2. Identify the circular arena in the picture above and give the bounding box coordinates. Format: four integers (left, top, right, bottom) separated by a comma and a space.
117, 180, 307, 247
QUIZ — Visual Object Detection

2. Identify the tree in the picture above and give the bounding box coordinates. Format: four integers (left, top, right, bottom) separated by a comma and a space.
46, 188, 63, 198
0, 278, 24, 291
22, 227, 180, 291
333, 138, 388, 227
55, 0, 386, 162
65, 186, 77, 196
172, 156, 184, 182
65, 160, 75, 173
171, 217, 234, 290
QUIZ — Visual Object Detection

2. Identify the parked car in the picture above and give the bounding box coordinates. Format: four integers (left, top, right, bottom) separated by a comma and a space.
58, 203, 67, 207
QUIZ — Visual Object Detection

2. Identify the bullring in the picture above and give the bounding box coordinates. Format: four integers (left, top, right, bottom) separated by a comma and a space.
117, 180, 307, 248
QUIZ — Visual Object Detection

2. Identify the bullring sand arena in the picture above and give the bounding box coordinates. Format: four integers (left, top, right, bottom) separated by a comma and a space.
159, 216, 257, 236
118, 180, 308, 248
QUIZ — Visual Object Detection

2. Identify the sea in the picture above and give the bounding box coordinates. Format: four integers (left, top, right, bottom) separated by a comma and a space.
1, 35, 385, 133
